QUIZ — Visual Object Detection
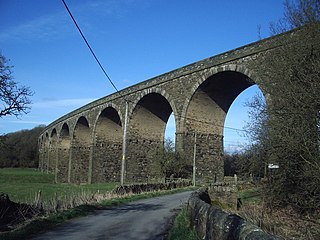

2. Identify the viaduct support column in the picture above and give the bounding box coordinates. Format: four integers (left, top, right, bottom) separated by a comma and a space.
177, 130, 224, 184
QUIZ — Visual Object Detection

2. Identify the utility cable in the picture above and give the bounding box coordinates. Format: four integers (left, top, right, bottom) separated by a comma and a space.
61, 0, 119, 92
61, 0, 249, 134
173, 114, 247, 132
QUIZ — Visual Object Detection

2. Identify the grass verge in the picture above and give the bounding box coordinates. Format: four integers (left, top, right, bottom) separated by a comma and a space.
167, 207, 199, 240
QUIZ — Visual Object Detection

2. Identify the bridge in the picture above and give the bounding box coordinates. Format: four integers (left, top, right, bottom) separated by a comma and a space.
38, 26, 315, 184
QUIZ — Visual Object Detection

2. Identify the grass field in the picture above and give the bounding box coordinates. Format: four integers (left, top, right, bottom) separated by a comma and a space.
0, 168, 117, 203
0, 168, 195, 240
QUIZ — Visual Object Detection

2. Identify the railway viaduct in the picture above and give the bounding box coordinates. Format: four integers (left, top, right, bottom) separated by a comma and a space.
38, 26, 318, 184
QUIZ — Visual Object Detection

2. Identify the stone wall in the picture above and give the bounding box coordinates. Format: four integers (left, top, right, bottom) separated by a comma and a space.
187, 189, 279, 240
112, 180, 192, 195
57, 148, 69, 183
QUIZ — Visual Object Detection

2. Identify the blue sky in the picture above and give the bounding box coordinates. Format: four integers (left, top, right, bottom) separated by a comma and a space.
0, 0, 285, 152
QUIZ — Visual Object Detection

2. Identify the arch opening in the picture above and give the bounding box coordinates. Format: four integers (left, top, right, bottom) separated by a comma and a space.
184, 70, 255, 182
164, 113, 176, 145
92, 107, 122, 183
131, 93, 173, 140
42, 132, 50, 172
48, 129, 58, 174
57, 123, 71, 183
60, 123, 71, 149
71, 116, 91, 184
127, 92, 173, 182
223, 85, 265, 154
186, 71, 254, 135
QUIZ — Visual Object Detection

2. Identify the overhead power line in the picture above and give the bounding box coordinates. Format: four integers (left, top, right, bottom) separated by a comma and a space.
168, 113, 247, 133
61, 0, 119, 92
61, 0, 250, 135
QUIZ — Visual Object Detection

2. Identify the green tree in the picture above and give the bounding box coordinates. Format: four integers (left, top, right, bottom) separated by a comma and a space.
223, 153, 237, 177
149, 138, 192, 180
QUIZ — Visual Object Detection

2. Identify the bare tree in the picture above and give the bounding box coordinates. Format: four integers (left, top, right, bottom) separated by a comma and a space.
270, 0, 320, 34
0, 54, 33, 117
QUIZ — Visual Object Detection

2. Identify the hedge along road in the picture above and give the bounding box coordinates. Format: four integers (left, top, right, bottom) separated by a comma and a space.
32, 191, 192, 240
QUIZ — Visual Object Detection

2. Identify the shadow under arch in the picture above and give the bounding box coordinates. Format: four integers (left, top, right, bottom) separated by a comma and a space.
70, 116, 91, 184
57, 123, 71, 183
92, 106, 122, 183
49, 128, 58, 173
126, 92, 174, 182
181, 70, 256, 182
39, 134, 48, 172
43, 132, 49, 172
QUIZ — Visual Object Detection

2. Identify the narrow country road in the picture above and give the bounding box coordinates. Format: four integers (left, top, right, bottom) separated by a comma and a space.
31, 191, 192, 240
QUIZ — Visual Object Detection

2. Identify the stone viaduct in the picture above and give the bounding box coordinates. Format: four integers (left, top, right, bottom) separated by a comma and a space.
38, 26, 317, 184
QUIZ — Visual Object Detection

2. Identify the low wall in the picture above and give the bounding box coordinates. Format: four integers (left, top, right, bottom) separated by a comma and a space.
112, 180, 191, 195
187, 189, 279, 240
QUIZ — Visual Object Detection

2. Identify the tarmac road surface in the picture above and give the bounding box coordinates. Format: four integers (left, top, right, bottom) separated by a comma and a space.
31, 191, 192, 240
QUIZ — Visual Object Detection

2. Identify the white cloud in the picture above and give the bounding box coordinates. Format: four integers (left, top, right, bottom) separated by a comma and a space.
33, 98, 97, 109
4, 120, 50, 125
0, 0, 147, 43
0, 11, 68, 42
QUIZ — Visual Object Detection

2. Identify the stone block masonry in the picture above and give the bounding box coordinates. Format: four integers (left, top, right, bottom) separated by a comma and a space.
38, 25, 319, 184
187, 189, 279, 240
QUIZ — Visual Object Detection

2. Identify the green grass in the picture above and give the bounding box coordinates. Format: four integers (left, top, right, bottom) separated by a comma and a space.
0, 168, 117, 203
168, 207, 200, 240
0, 168, 196, 240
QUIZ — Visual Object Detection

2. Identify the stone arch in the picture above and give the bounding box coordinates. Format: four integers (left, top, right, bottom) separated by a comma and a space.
43, 132, 50, 172
57, 123, 71, 183
127, 91, 174, 182
129, 87, 178, 126
181, 66, 259, 130
38, 135, 44, 171
70, 116, 91, 184
92, 106, 122, 182
49, 129, 58, 174
181, 67, 257, 182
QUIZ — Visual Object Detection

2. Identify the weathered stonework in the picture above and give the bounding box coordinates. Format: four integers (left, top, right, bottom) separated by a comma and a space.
188, 189, 279, 239
38, 26, 319, 184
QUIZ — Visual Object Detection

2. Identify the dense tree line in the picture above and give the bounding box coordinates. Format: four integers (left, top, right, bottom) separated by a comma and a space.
0, 125, 45, 168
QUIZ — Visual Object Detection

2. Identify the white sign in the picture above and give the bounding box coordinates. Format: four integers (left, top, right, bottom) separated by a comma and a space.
268, 163, 279, 169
